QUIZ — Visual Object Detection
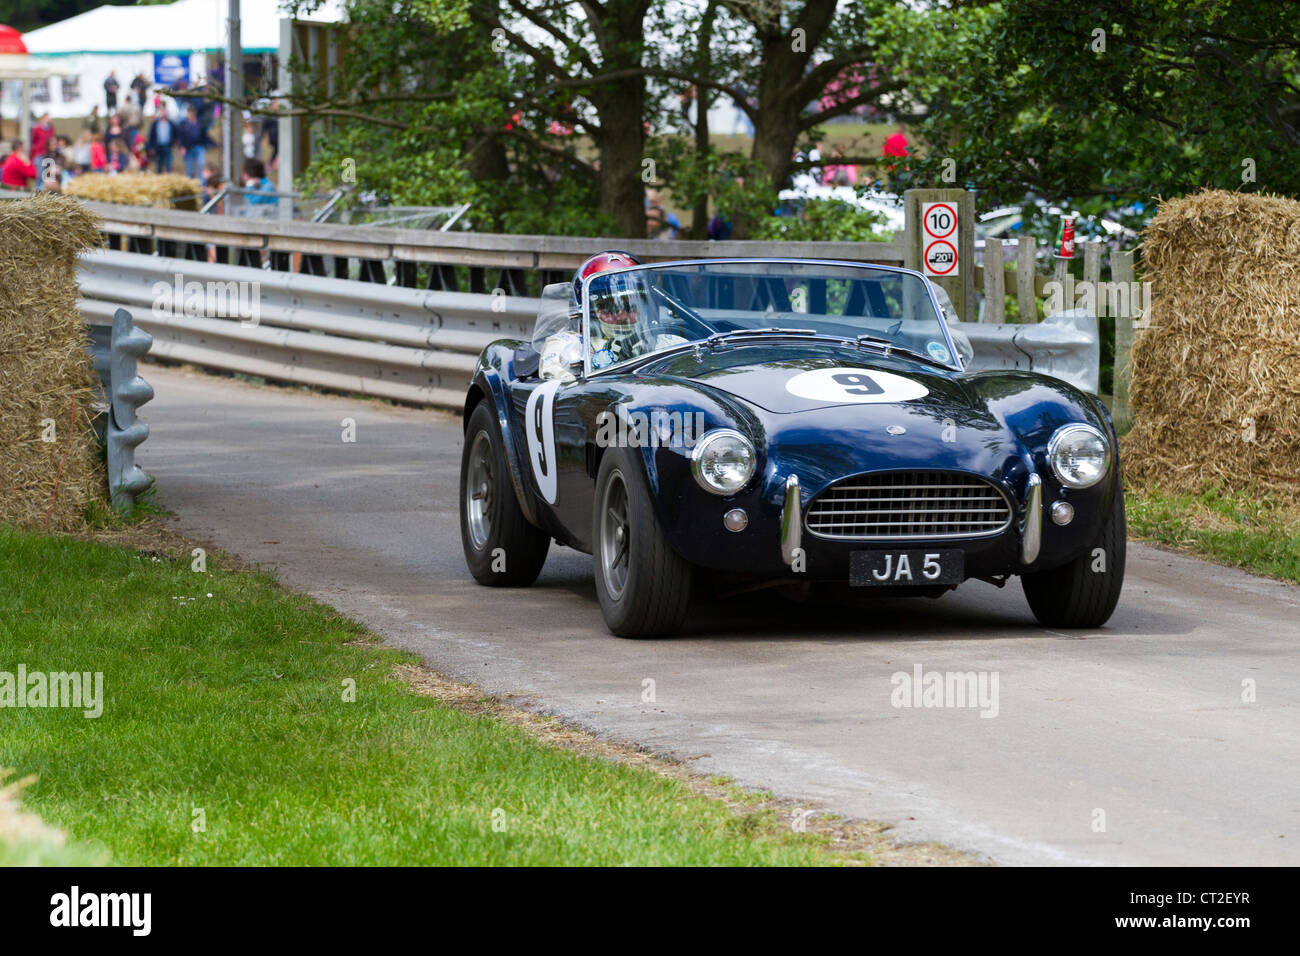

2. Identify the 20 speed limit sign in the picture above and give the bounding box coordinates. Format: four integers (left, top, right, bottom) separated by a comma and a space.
921, 201, 958, 277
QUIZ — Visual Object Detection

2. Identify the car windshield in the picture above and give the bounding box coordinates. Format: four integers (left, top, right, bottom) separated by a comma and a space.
582, 260, 956, 372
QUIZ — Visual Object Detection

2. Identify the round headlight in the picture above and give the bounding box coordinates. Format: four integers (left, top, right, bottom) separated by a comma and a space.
1048, 424, 1110, 489
691, 429, 756, 495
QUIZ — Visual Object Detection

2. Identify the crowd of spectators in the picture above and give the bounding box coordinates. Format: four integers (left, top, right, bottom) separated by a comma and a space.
1, 69, 280, 207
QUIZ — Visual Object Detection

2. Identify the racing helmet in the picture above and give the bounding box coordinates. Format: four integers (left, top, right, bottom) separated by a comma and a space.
573, 251, 654, 353
571, 250, 643, 306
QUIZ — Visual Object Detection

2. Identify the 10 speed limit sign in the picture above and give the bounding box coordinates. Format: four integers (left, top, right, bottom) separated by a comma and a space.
921, 201, 959, 277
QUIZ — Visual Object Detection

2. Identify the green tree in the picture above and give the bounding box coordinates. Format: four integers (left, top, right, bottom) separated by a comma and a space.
900, 0, 1300, 204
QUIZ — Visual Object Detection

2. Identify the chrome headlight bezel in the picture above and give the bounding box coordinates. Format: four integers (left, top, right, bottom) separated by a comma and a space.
690, 428, 756, 496
1047, 423, 1111, 490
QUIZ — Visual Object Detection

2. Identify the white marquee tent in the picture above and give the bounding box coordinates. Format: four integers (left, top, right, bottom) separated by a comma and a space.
11, 0, 342, 119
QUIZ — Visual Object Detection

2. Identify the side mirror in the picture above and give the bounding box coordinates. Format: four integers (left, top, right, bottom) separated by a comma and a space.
512, 345, 540, 379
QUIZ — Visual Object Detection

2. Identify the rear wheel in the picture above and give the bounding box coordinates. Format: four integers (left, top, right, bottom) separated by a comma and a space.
1022, 492, 1126, 628
592, 448, 692, 638
459, 401, 549, 586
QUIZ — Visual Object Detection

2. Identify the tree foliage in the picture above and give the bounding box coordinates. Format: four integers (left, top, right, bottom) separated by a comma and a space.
899, 0, 1300, 207
264, 0, 1299, 235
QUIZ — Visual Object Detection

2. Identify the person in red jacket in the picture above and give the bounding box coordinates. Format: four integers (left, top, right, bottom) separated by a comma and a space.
2, 142, 38, 188
30, 113, 55, 159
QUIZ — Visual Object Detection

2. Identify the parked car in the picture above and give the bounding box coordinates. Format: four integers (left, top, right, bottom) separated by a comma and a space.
459, 255, 1125, 637
777, 179, 906, 234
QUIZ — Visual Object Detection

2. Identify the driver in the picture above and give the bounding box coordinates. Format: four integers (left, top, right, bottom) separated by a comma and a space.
570, 251, 687, 369
589, 267, 659, 367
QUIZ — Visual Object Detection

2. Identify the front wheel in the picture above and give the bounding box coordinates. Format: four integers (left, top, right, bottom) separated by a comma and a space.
459, 401, 549, 586
1021, 491, 1126, 628
592, 449, 692, 638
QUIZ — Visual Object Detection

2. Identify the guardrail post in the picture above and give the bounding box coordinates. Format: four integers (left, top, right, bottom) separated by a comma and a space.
108, 307, 154, 512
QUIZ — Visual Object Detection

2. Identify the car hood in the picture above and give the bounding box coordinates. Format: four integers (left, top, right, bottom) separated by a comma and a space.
638, 343, 980, 416
634, 343, 1035, 493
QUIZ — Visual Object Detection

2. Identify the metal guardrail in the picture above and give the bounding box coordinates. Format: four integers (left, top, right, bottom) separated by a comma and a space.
79, 248, 1098, 413
954, 310, 1100, 395
78, 248, 536, 408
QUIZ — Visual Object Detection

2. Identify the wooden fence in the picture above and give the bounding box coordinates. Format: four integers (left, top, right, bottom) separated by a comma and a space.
976, 236, 1144, 431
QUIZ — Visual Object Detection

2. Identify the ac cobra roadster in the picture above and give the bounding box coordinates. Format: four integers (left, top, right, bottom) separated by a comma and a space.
459, 256, 1124, 637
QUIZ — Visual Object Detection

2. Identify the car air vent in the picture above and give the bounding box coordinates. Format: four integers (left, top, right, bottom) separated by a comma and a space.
805, 471, 1013, 540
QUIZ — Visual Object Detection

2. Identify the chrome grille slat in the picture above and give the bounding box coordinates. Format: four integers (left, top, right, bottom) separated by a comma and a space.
805, 470, 1013, 541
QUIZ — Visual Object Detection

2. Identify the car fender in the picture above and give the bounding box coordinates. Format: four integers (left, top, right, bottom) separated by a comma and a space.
606, 380, 763, 535
466, 342, 541, 528
963, 370, 1122, 568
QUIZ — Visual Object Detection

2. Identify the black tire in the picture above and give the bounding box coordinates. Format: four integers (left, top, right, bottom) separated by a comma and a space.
459, 401, 549, 586
1021, 491, 1126, 628
592, 448, 693, 638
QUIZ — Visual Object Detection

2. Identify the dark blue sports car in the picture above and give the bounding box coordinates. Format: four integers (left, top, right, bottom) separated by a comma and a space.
460, 256, 1124, 637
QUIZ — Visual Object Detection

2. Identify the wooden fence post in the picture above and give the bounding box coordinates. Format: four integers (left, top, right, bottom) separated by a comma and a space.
1111, 248, 1136, 433
1083, 241, 1102, 292
982, 239, 1006, 323
1016, 236, 1037, 322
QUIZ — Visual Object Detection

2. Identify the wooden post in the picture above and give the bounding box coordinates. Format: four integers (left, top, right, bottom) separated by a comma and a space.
1083, 241, 1102, 292
982, 239, 1005, 323
904, 188, 975, 323
1111, 249, 1136, 434
1016, 236, 1037, 322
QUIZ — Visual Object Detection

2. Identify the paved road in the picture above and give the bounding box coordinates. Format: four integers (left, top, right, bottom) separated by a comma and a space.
137, 365, 1300, 866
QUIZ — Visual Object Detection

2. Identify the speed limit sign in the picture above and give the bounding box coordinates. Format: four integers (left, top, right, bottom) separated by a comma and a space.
922, 202, 959, 276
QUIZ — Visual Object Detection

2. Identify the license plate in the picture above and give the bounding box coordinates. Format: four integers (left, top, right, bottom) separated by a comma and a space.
850, 549, 964, 586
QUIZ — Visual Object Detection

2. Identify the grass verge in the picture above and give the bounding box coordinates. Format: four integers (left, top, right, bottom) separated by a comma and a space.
1126, 486, 1300, 585
0, 524, 900, 866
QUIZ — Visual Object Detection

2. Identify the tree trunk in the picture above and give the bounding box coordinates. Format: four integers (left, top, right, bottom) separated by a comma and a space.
463, 131, 510, 230
690, 1, 718, 239
731, 0, 838, 238
591, 0, 651, 238
593, 79, 647, 238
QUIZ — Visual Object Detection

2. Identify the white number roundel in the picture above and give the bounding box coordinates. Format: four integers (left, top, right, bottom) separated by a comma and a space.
525, 380, 561, 503
785, 367, 929, 404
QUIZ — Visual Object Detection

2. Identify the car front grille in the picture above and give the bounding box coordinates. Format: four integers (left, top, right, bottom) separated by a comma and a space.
805, 471, 1014, 540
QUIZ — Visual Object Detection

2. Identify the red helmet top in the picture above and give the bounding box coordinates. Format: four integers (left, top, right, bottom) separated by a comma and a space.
572, 250, 642, 306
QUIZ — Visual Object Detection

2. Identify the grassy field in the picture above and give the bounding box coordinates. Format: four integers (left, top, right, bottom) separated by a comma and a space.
0, 526, 854, 866
1126, 486, 1300, 585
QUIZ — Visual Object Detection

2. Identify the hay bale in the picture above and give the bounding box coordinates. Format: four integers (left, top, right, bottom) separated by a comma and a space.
1121, 189, 1300, 499
65, 172, 201, 209
0, 194, 107, 531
